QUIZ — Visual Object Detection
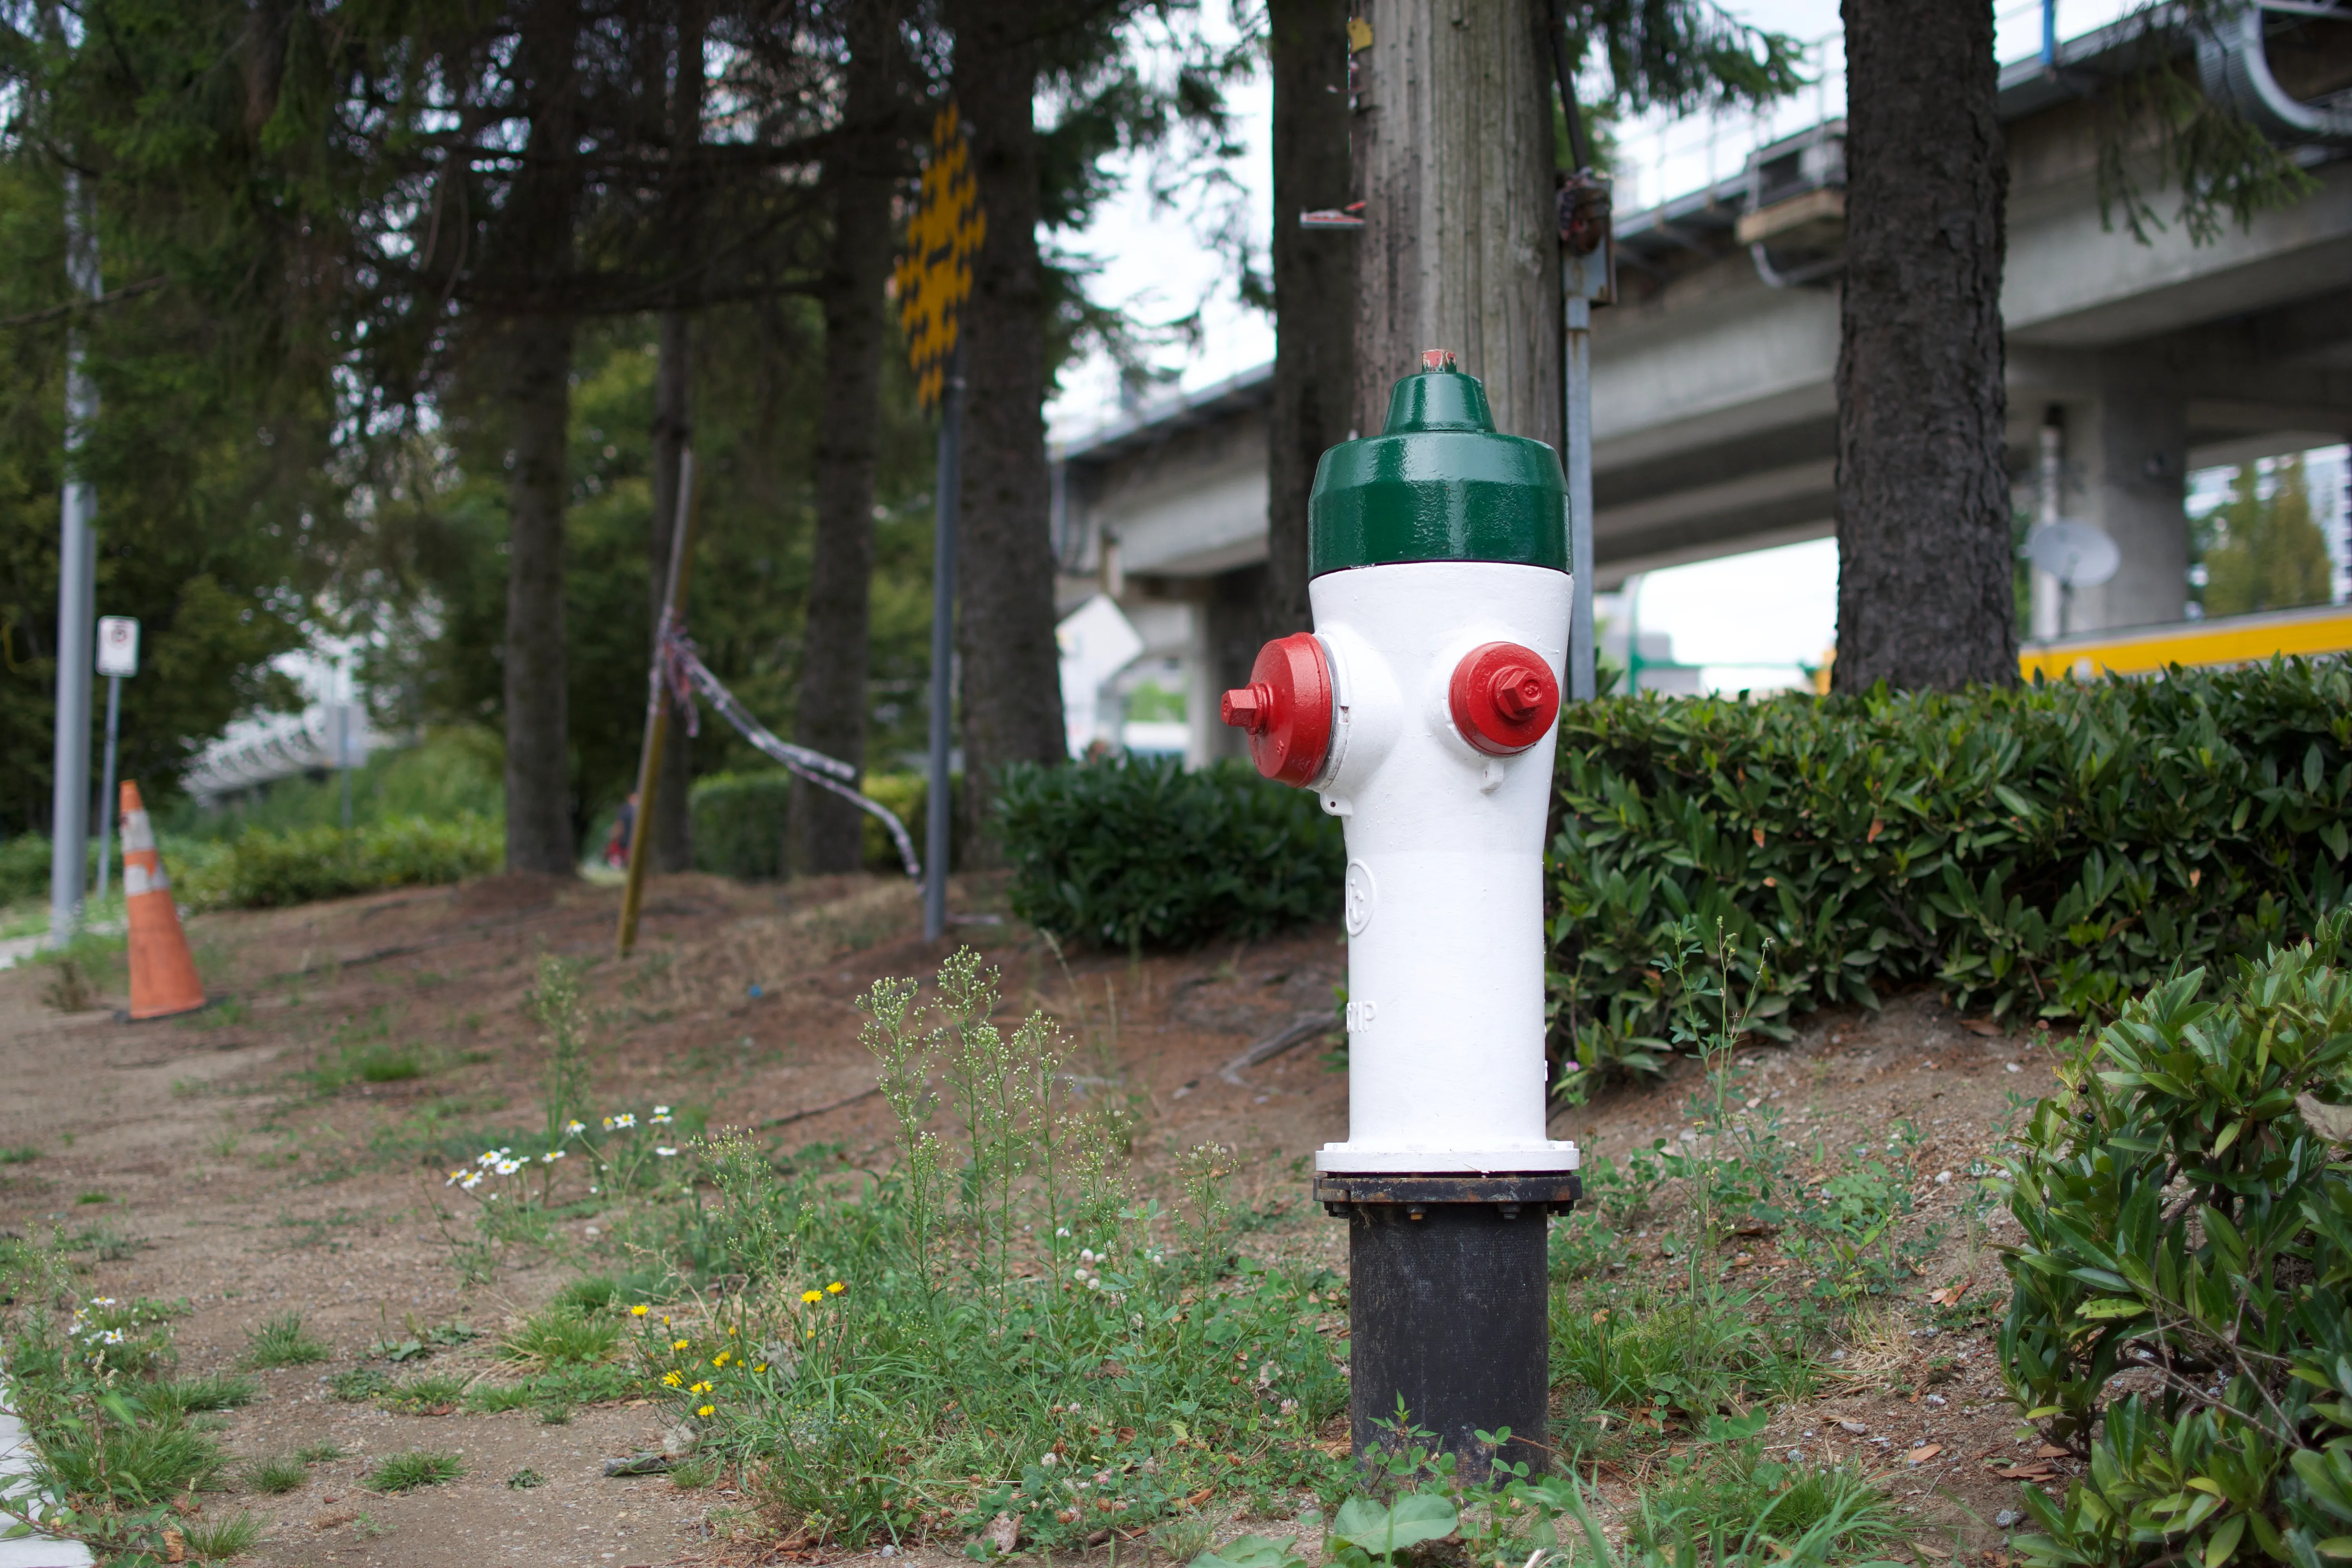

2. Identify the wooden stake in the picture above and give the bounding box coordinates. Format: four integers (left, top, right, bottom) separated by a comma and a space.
617, 449, 699, 956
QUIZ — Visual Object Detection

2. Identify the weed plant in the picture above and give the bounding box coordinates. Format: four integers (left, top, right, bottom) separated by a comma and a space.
498, 1307, 621, 1366
612, 948, 1351, 1552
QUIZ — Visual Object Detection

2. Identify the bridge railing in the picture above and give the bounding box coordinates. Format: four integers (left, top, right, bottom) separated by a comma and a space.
1610, 0, 2142, 221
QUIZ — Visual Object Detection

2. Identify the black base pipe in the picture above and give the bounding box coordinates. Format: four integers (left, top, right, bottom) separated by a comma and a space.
1318, 1174, 1580, 1478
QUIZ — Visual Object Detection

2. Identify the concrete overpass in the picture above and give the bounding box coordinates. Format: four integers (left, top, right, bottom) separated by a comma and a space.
1049, 5, 2352, 757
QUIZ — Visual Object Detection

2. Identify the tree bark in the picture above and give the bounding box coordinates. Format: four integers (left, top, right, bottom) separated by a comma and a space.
646, 2, 705, 872
1351, 0, 1561, 450
1265, 0, 1357, 638
499, 4, 581, 876
796, 3, 898, 875
947, 0, 1065, 862
1831, 0, 2015, 692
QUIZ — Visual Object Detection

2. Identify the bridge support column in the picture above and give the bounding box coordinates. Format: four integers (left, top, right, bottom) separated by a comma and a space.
2030, 383, 2189, 636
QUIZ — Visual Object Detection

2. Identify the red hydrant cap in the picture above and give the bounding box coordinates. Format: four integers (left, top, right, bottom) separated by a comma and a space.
1449, 641, 1560, 755
1220, 633, 1334, 787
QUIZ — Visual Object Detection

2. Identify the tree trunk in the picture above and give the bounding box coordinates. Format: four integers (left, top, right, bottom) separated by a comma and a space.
646, 2, 705, 871
1831, 0, 2014, 692
1265, 0, 1357, 639
499, 5, 581, 876
648, 309, 695, 871
947, 0, 1065, 862
503, 310, 577, 874
1351, 0, 1560, 449
796, 4, 898, 875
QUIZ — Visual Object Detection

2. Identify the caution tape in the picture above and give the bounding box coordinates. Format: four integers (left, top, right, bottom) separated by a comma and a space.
659, 628, 923, 881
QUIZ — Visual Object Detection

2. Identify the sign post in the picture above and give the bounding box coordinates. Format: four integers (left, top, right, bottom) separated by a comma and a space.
1542, 0, 1613, 701
93, 616, 138, 905
895, 103, 984, 944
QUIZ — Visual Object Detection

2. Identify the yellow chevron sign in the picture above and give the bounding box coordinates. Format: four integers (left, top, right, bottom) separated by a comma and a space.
895, 104, 985, 411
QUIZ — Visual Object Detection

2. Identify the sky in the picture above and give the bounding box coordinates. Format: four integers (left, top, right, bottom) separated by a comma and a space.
1040, 0, 2238, 688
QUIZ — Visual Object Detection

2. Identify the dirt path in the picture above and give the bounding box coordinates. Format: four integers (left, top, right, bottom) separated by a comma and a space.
0, 872, 2071, 1566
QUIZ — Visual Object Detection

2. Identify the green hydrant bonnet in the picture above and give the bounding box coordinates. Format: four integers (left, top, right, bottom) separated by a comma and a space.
1307, 363, 1569, 577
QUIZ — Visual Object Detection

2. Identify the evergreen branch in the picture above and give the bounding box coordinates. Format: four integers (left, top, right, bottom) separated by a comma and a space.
0, 273, 166, 328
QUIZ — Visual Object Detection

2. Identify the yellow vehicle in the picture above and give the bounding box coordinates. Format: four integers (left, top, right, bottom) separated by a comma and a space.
2018, 603, 2352, 681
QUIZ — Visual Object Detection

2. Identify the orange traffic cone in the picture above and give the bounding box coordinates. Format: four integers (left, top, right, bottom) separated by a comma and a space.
120, 782, 206, 1020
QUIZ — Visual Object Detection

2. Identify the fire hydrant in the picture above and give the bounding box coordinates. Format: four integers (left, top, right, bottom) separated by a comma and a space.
1222, 352, 1580, 1472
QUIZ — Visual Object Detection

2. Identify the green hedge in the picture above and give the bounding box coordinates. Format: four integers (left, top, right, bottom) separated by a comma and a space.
1548, 659, 2351, 1077
691, 772, 792, 880
997, 755, 1346, 950
176, 815, 501, 909
1999, 913, 2352, 1568
689, 769, 946, 880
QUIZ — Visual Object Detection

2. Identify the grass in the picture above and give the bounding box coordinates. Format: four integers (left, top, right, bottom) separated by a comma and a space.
76, 1191, 112, 1204
465, 1382, 538, 1413
180, 1511, 265, 1561
497, 1306, 621, 1367
552, 1270, 672, 1313
34, 1410, 225, 1504
507, 1467, 546, 1489
296, 1441, 345, 1463
241, 1311, 330, 1368
379, 1372, 466, 1413
243, 1452, 310, 1493
0, 1145, 37, 1163
145, 1374, 259, 1417
328, 1366, 388, 1401
365, 1448, 465, 1492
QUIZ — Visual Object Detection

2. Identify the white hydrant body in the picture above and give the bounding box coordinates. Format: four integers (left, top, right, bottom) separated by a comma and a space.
1222, 351, 1579, 1180
1308, 559, 1577, 1174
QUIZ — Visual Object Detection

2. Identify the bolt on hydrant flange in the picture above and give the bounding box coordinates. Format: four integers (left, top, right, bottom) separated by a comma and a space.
1223, 355, 1581, 1476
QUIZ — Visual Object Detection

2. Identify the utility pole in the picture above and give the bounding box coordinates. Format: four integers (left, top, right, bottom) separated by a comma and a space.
1350, 0, 1561, 454
48, 167, 101, 946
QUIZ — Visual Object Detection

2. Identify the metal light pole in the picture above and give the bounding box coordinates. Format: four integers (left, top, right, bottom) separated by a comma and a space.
48, 167, 102, 945
923, 347, 963, 944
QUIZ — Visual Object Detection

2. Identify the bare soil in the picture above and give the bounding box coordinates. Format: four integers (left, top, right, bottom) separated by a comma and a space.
0, 871, 2072, 1567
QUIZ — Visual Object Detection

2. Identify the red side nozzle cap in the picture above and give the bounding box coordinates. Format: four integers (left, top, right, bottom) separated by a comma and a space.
1219, 633, 1334, 786
1449, 641, 1560, 756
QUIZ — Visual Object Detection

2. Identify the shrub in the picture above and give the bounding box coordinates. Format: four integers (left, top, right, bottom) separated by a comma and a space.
178, 814, 499, 910
1997, 913, 2352, 1567
997, 755, 1346, 950
691, 771, 793, 880
1549, 659, 2350, 1077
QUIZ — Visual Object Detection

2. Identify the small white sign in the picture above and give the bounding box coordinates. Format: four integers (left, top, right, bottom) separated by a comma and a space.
96, 616, 139, 677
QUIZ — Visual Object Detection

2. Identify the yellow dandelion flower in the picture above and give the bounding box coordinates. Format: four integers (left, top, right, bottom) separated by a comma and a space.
753, 1363, 768, 1374
697, 1404, 715, 1417
800, 1290, 822, 1305
826, 1281, 845, 1295
727, 1326, 738, 1336
662, 1371, 683, 1388
690, 1381, 712, 1394
672, 1339, 690, 1350
630, 1305, 650, 1317
711, 1352, 730, 1367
